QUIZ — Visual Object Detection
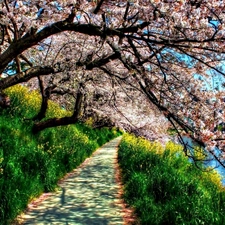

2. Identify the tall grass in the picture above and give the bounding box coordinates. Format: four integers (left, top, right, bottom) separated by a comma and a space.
118, 134, 225, 225
0, 85, 121, 224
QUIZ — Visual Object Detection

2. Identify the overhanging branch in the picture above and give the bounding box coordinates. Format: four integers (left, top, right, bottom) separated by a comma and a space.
0, 20, 150, 73
32, 91, 83, 133
0, 66, 55, 90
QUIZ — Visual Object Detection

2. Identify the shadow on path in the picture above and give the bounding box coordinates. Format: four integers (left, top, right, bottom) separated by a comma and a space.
17, 137, 127, 225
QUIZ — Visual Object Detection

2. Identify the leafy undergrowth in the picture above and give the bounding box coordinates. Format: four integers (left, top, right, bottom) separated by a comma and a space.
118, 134, 225, 225
0, 85, 121, 225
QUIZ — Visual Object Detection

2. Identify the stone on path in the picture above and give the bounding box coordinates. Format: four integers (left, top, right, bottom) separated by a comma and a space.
17, 137, 132, 225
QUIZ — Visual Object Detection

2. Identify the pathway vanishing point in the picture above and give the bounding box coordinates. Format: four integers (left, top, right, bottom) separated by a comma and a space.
15, 137, 135, 225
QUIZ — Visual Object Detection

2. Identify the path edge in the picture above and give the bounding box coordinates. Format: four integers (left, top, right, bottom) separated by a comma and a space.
113, 136, 139, 225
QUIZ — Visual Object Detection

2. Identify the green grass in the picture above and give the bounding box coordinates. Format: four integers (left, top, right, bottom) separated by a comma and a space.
0, 85, 121, 224
118, 134, 225, 225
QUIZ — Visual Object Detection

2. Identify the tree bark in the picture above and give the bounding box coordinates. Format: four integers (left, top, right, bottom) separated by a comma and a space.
32, 77, 56, 121
0, 66, 54, 90
32, 92, 83, 133
0, 19, 149, 74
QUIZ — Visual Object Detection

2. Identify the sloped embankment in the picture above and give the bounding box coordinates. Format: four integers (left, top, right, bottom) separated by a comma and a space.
118, 134, 225, 225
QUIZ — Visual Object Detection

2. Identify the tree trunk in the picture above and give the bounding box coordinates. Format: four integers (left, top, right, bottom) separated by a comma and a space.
33, 77, 56, 121
32, 116, 79, 133
32, 92, 83, 133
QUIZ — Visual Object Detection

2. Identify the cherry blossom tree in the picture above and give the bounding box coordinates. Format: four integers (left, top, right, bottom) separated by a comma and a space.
0, 0, 225, 166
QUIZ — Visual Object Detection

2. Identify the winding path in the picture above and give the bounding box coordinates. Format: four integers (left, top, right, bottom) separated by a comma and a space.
16, 137, 134, 225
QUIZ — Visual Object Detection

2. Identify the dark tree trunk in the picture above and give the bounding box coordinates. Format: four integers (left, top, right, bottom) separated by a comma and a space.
33, 77, 56, 121
33, 96, 48, 121
32, 116, 79, 133
0, 92, 10, 108
32, 92, 83, 133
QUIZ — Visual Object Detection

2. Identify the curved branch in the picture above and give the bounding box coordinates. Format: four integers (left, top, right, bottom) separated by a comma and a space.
93, 0, 105, 14
32, 91, 83, 133
0, 19, 150, 73
0, 66, 55, 90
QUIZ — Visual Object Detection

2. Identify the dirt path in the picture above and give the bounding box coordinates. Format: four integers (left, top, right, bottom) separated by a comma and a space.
16, 137, 135, 225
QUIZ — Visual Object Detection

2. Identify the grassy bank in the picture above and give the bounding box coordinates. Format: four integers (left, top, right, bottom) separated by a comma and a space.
0, 85, 121, 224
118, 134, 225, 225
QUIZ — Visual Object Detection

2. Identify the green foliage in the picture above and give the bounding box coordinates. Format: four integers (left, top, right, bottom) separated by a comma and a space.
0, 85, 120, 224
118, 134, 225, 225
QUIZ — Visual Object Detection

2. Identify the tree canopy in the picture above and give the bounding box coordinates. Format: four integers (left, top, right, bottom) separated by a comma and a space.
0, 0, 225, 166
